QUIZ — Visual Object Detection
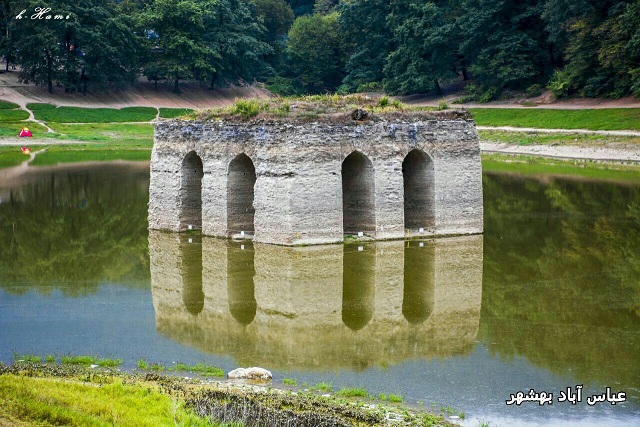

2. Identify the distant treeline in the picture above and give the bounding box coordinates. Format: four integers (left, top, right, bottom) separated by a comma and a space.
1, 0, 639, 100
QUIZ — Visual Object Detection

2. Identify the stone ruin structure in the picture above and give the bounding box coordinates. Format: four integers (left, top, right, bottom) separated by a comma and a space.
148, 106, 483, 245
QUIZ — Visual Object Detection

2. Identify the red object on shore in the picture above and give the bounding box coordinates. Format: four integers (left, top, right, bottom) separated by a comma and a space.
19, 127, 32, 137
21, 146, 31, 155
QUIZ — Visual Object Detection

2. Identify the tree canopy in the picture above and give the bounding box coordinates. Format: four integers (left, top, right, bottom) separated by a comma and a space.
2, 0, 640, 98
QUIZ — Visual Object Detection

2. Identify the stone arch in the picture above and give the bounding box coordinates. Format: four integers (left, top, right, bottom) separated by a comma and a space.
341, 151, 376, 236
227, 241, 257, 325
179, 151, 204, 231
180, 234, 204, 316
402, 241, 434, 324
342, 244, 375, 331
227, 153, 256, 238
402, 149, 435, 233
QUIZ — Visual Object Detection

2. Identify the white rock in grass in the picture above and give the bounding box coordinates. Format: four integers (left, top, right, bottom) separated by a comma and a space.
227, 367, 272, 380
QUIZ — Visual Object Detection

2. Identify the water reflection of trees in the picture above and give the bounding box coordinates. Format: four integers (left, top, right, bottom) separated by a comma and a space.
0, 165, 151, 296
481, 173, 640, 391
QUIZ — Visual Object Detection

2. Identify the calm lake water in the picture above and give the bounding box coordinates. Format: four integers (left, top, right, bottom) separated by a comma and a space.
0, 162, 639, 427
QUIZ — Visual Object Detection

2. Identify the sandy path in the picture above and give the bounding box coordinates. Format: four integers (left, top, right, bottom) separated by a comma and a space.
0, 69, 268, 109
481, 142, 640, 163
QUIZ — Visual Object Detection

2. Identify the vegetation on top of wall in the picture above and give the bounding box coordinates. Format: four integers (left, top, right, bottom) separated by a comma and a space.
185, 96, 470, 123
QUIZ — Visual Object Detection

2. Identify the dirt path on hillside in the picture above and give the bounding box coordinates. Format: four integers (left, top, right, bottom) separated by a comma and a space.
481, 142, 640, 163
0, 69, 269, 109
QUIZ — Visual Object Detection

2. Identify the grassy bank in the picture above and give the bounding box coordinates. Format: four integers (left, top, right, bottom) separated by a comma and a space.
482, 153, 640, 183
0, 146, 29, 168
0, 363, 456, 427
478, 130, 640, 146
28, 104, 158, 123
29, 145, 151, 166
470, 108, 640, 131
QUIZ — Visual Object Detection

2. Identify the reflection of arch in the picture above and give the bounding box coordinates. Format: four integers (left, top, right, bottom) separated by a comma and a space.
342, 244, 375, 331
227, 153, 256, 237
227, 241, 257, 325
341, 151, 376, 236
179, 234, 204, 316
403, 241, 435, 324
179, 151, 204, 231
402, 149, 435, 232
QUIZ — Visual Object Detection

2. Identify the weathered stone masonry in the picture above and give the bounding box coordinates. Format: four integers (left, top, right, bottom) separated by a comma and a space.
149, 111, 483, 245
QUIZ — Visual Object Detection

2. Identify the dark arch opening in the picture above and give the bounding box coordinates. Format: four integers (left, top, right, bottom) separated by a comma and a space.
341, 151, 376, 236
342, 244, 375, 331
179, 151, 204, 231
179, 234, 204, 316
227, 153, 256, 238
402, 149, 435, 233
227, 241, 257, 325
403, 241, 435, 324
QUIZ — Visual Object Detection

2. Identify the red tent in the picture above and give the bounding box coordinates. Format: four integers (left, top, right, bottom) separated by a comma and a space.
19, 127, 32, 137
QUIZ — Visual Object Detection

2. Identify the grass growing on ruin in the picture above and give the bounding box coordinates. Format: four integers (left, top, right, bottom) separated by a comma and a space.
310, 381, 333, 393
28, 103, 158, 123
471, 108, 640, 131
482, 153, 640, 182
188, 95, 446, 122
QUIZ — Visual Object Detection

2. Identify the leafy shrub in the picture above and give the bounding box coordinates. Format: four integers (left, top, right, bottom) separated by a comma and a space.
356, 81, 383, 93
525, 84, 544, 98
378, 95, 389, 107
547, 70, 572, 98
437, 99, 449, 110
265, 76, 303, 96
231, 99, 268, 119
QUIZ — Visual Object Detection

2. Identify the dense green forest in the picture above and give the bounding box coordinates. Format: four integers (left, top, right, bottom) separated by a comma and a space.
1, 0, 639, 99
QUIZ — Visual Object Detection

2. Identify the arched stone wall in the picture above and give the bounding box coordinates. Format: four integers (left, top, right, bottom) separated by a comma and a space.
179, 151, 203, 231
403, 149, 435, 233
342, 151, 376, 236
227, 153, 256, 238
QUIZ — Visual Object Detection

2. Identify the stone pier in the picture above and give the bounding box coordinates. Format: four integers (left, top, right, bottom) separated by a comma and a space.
149, 108, 483, 245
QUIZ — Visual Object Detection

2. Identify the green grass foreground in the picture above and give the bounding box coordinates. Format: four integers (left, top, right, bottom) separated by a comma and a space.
482, 154, 640, 183
0, 374, 221, 426
0, 363, 457, 427
470, 108, 640, 131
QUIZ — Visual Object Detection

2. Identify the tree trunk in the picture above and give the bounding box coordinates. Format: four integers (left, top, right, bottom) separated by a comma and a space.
461, 65, 469, 81
173, 78, 180, 93
434, 79, 441, 95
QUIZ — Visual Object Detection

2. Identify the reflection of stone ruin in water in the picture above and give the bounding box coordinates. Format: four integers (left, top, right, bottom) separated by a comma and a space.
150, 232, 483, 370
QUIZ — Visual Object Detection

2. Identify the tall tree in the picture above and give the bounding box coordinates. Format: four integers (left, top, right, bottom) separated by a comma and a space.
384, 0, 459, 95
142, 0, 218, 93
11, 0, 143, 93
459, 0, 550, 94
338, 0, 392, 92
286, 12, 346, 93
